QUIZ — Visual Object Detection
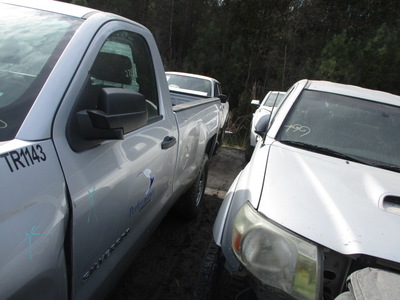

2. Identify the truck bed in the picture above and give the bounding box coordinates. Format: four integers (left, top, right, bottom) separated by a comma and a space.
170, 90, 209, 106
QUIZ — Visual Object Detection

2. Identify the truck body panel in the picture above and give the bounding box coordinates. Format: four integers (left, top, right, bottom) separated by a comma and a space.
0, 1, 221, 299
0, 140, 68, 300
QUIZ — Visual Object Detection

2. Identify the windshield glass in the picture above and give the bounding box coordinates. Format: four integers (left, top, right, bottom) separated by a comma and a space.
0, 4, 83, 141
166, 74, 211, 97
262, 92, 286, 108
277, 90, 400, 170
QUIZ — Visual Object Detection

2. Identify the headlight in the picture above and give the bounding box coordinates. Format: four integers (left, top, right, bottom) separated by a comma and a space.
232, 202, 320, 300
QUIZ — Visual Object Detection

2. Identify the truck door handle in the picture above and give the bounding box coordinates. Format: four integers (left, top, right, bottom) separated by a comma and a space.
161, 136, 176, 150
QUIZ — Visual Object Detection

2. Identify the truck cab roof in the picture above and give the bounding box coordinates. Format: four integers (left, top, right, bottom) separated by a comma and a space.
0, 0, 97, 18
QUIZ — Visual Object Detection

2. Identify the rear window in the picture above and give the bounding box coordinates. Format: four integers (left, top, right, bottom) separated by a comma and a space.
166, 74, 212, 97
0, 4, 82, 141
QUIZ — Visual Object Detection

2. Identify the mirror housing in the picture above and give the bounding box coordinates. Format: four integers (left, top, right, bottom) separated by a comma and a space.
254, 113, 271, 137
251, 99, 260, 106
77, 88, 148, 141
218, 94, 228, 103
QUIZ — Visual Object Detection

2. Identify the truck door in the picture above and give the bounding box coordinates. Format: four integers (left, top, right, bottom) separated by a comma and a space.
52, 22, 178, 299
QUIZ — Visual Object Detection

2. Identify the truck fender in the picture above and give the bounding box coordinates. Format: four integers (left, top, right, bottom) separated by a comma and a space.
213, 172, 241, 246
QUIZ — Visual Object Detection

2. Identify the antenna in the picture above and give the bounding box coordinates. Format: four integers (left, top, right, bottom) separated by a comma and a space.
264, 93, 278, 135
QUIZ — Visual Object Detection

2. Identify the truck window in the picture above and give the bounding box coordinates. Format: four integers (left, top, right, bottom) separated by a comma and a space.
90, 30, 159, 119
67, 30, 160, 151
167, 74, 211, 97
214, 82, 222, 97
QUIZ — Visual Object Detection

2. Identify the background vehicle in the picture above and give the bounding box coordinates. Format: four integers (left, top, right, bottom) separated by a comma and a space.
166, 71, 229, 150
0, 1, 223, 299
195, 80, 400, 300
245, 91, 286, 161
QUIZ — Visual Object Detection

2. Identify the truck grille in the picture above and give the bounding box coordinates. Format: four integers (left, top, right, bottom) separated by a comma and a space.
322, 247, 400, 299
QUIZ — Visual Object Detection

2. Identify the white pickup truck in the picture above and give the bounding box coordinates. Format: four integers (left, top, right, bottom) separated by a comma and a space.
195, 80, 400, 300
166, 71, 229, 150
0, 1, 224, 299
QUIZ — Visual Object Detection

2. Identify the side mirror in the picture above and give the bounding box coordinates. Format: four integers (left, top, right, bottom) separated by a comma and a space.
218, 94, 228, 103
251, 99, 260, 106
254, 113, 271, 136
77, 88, 148, 140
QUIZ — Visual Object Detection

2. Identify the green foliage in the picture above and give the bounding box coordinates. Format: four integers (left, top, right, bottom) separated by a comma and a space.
80, 0, 400, 147
222, 112, 252, 149
317, 23, 400, 94
72, 0, 88, 5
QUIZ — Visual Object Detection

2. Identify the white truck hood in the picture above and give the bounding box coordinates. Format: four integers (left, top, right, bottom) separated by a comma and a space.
258, 142, 400, 263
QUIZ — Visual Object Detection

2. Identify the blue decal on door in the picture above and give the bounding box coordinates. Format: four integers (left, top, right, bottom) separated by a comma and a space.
138, 169, 155, 195
129, 169, 155, 218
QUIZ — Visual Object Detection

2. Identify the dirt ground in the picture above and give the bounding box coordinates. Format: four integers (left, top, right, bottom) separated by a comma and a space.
107, 147, 246, 300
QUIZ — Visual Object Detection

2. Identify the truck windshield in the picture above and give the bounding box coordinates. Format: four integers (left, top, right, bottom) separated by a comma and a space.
277, 90, 400, 171
0, 4, 83, 141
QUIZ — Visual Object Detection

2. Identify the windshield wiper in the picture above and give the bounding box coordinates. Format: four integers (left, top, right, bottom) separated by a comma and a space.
279, 140, 367, 164
280, 140, 400, 173
368, 163, 400, 173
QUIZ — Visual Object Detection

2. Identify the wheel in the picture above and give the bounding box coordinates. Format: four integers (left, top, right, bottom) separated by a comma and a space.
193, 240, 249, 300
174, 154, 209, 219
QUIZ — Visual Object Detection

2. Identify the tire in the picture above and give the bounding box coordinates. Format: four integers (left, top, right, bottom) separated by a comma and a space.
174, 154, 209, 220
193, 241, 249, 300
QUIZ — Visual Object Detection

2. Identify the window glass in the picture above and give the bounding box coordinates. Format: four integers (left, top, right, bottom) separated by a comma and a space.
262, 92, 286, 108
268, 85, 295, 129
91, 31, 159, 119
214, 82, 222, 97
0, 4, 82, 141
277, 90, 400, 168
167, 74, 211, 97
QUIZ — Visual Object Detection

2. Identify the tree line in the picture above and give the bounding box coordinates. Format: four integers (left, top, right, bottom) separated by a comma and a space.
71, 0, 400, 138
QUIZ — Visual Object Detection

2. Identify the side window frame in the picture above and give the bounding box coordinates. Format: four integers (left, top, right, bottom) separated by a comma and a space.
66, 28, 161, 152
268, 84, 296, 130
91, 30, 160, 119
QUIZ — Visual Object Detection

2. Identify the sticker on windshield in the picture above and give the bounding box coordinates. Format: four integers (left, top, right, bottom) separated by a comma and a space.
284, 124, 311, 137
0, 145, 47, 172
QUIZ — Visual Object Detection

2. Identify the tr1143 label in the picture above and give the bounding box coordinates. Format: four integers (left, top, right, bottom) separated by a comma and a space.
0, 145, 47, 173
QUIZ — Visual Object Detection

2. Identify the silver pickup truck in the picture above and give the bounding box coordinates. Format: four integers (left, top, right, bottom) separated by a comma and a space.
0, 1, 224, 299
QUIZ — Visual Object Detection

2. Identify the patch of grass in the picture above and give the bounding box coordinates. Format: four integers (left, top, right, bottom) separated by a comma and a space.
222, 131, 248, 149
222, 111, 251, 149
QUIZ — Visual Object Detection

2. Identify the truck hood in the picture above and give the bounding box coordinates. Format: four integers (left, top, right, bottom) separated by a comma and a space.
258, 142, 400, 263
